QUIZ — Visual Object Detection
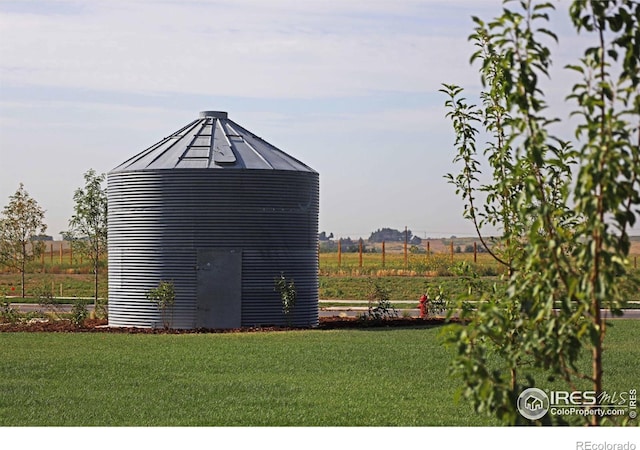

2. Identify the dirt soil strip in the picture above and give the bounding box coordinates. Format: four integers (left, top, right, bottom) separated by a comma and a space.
0, 317, 450, 333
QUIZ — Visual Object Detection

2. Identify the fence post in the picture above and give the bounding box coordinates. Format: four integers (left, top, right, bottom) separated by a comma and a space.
474, 241, 477, 263
382, 241, 386, 268
59, 243, 63, 264
338, 239, 342, 268
404, 226, 408, 269
358, 239, 363, 268
450, 240, 454, 262
70, 244, 73, 265
50, 243, 53, 263
427, 240, 430, 256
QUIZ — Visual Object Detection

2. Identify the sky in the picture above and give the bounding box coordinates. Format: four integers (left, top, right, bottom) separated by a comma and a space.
0, 0, 627, 240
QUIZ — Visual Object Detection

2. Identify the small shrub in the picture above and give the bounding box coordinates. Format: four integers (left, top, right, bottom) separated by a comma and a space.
70, 301, 88, 327
274, 273, 297, 322
32, 283, 62, 319
427, 287, 448, 317
362, 281, 398, 321
94, 298, 108, 320
146, 280, 175, 329
0, 302, 19, 324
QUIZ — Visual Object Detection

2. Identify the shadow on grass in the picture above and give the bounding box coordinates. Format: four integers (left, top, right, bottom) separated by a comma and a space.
317, 316, 455, 332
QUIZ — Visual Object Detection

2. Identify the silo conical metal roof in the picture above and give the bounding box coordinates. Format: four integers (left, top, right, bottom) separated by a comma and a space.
111, 110, 315, 173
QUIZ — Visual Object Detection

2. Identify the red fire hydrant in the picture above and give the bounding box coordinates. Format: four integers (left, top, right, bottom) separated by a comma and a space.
419, 293, 428, 319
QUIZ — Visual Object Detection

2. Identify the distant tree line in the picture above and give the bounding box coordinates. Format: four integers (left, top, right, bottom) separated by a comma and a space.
368, 228, 422, 245
318, 231, 334, 241
318, 227, 423, 252
318, 236, 370, 253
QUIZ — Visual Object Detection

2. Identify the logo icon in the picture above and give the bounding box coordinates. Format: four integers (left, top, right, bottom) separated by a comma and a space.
517, 388, 549, 420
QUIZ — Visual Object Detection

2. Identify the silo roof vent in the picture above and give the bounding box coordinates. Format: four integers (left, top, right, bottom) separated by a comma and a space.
199, 111, 228, 119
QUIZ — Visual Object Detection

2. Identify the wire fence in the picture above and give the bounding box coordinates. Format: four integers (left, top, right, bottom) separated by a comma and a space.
319, 238, 640, 276
319, 238, 504, 277
3, 239, 640, 277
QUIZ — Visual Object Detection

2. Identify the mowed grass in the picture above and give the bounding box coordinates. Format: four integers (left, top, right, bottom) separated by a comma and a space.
0, 327, 483, 426
1, 321, 639, 427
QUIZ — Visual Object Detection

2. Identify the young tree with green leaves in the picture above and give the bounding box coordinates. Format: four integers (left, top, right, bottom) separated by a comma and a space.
0, 183, 47, 298
65, 169, 108, 309
274, 272, 297, 325
442, 0, 639, 426
146, 280, 175, 329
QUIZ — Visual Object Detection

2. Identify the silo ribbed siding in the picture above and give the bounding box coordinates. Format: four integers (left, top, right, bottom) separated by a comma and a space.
108, 169, 319, 328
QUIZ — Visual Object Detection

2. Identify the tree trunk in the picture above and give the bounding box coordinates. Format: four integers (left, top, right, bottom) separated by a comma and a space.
591, 305, 603, 426
21, 242, 26, 298
94, 259, 99, 310
510, 367, 516, 391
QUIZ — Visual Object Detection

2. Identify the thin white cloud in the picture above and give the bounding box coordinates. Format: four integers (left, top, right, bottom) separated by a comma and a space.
0, 0, 488, 98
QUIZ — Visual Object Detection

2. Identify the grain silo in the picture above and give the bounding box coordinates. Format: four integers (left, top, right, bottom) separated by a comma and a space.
107, 111, 319, 329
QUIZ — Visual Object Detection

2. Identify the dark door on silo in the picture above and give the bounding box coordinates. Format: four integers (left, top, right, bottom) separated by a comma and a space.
196, 249, 242, 328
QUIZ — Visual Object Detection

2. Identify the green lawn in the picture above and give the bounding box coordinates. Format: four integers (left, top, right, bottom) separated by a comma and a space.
1, 321, 638, 426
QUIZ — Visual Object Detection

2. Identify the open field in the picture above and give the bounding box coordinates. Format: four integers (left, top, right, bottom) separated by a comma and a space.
10, 236, 640, 276
320, 247, 640, 277
1, 320, 638, 426
396, 236, 640, 256
0, 273, 108, 300
320, 252, 505, 277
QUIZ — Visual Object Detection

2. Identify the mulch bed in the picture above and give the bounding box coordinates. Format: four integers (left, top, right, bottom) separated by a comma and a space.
0, 316, 450, 333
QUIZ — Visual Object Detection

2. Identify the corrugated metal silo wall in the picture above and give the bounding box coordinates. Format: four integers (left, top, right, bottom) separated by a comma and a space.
107, 169, 319, 328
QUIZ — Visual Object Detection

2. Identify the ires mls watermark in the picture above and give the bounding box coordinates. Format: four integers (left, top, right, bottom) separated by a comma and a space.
516, 387, 637, 420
